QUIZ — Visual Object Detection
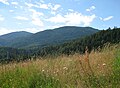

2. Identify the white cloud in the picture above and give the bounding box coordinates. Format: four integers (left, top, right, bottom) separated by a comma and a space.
99, 17, 103, 20
11, 2, 18, 5
25, 2, 45, 27
68, 9, 74, 12
25, 2, 49, 9
29, 9, 44, 27
66, 12, 96, 26
14, 16, 29, 20
34, 2, 51, 9
51, 4, 61, 11
47, 14, 65, 23
32, 18, 44, 27
39, 3, 49, 9
21, 28, 40, 33
50, 11, 56, 15
47, 12, 96, 26
49, 4, 61, 15
25, 2, 61, 16
9, 10, 14, 12
26, 2, 61, 11
102, 16, 113, 21
0, 27, 40, 35
0, 15, 4, 21
86, 6, 95, 12
25, 2, 39, 8
37, 3, 60, 10
0, 28, 14, 35
29, 9, 44, 16
0, 0, 9, 5
25, 3, 33, 8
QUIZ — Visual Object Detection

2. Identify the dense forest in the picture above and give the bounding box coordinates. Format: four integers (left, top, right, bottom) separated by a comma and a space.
0, 27, 120, 62
0, 47, 32, 62
36, 27, 120, 56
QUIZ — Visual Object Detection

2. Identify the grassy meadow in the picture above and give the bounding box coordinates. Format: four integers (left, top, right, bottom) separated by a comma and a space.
0, 44, 120, 88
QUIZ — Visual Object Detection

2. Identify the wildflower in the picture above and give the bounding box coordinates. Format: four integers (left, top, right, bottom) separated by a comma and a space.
63, 67, 68, 70
42, 69, 45, 72
102, 63, 106, 66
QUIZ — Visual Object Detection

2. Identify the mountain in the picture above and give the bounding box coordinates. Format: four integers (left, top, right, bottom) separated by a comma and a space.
0, 31, 33, 46
0, 31, 33, 41
36, 28, 120, 56
10, 26, 99, 48
0, 38, 7, 46
0, 27, 120, 62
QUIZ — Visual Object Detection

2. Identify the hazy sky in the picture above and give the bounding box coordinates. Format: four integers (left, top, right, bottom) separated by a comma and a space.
0, 0, 120, 35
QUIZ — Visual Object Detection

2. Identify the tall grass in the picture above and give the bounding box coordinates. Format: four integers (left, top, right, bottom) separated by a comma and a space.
0, 44, 120, 88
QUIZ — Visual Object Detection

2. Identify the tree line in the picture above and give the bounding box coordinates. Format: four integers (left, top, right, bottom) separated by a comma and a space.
0, 27, 120, 63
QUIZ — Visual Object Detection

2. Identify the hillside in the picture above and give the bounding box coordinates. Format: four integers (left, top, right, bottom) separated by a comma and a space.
0, 31, 33, 46
0, 28, 119, 61
36, 28, 120, 56
0, 31, 33, 41
0, 26, 98, 48
0, 38, 7, 46
0, 44, 120, 88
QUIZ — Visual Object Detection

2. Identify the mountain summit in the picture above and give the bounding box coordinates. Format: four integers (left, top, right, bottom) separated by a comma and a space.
0, 26, 99, 48
0, 31, 33, 41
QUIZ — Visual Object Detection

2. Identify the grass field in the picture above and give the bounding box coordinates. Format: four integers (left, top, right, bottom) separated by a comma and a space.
0, 44, 120, 88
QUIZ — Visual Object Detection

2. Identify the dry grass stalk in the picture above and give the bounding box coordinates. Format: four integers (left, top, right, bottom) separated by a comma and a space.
79, 46, 102, 87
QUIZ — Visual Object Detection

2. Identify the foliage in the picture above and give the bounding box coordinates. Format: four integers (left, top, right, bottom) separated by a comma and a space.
0, 44, 120, 88
36, 28, 120, 57
0, 27, 120, 62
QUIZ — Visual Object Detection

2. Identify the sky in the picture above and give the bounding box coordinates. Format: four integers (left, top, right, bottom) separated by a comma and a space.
0, 0, 120, 35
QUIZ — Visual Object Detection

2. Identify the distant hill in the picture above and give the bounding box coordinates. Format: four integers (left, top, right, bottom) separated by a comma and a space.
0, 38, 7, 46
0, 31, 33, 41
0, 31, 33, 46
10, 26, 99, 48
0, 27, 120, 62
36, 28, 120, 56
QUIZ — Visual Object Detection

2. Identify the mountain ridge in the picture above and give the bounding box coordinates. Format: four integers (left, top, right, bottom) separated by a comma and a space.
0, 26, 99, 48
0, 27, 119, 61
0, 31, 33, 40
